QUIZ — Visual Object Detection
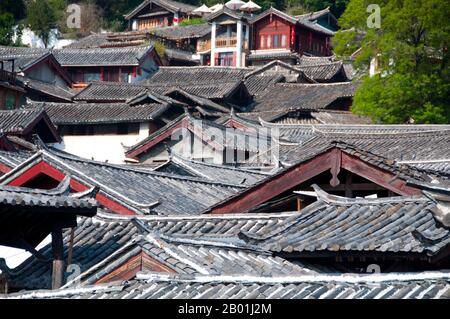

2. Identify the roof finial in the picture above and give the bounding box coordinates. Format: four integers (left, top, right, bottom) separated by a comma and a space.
32, 134, 47, 150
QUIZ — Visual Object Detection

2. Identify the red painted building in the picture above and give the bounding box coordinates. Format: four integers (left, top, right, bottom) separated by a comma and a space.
248, 8, 335, 65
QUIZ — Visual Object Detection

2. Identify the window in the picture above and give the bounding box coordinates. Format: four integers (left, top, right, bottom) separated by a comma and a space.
281, 35, 287, 47
260, 35, 265, 49
267, 35, 271, 48
60, 124, 139, 136
5, 94, 15, 110
84, 73, 100, 82
117, 124, 129, 135
120, 72, 129, 83
217, 52, 234, 66
273, 35, 279, 48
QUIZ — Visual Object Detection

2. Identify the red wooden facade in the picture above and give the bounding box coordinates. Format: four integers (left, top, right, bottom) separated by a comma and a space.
95, 252, 176, 284
7, 161, 137, 215
251, 10, 333, 57
69, 66, 137, 84
298, 27, 331, 56
254, 15, 293, 51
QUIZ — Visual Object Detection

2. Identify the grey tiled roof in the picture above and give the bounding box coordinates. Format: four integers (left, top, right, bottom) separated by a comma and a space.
155, 153, 271, 186
126, 113, 274, 156
239, 109, 371, 124
404, 161, 450, 177
205, 6, 249, 22
7, 272, 450, 299
73, 82, 148, 102
239, 188, 450, 256
73, 66, 280, 103
271, 124, 450, 164
252, 82, 356, 113
29, 101, 169, 125
247, 50, 299, 61
148, 24, 211, 40
65, 31, 152, 49
297, 55, 336, 66
64, 34, 110, 49
0, 109, 49, 134
297, 17, 335, 36
156, 81, 244, 99
244, 74, 285, 96
0, 182, 97, 210
286, 140, 448, 182
17, 76, 74, 102
250, 7, 298, 25
0, 150, 33, 170
116, 211, 294, 237
0, 216, 313, 291
296, 61, 347, 82
100, 183, 450, 257
0, 217, 137, 291
297, 7, 335, 22
74, 79, 247, 103
53, 46, 154, 66
148, 66, 249, 85
125, 0, 198, 20
0, 147, 244, 215
307, 110, 371, 124
0, 46, 49, 71
164, 48, 197, 62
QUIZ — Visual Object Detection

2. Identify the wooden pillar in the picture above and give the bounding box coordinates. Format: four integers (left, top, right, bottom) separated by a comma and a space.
210, 22, 217, 66
66, 228, 75, 266
297, 196, 302, 211
345, 171, 353, 198
51, 227, 65, 290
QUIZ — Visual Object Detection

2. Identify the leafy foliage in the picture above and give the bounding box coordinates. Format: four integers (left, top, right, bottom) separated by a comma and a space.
0, 13, 16, 46
0, 0, 26, 46
153, 40, 166, 58
179, 18, 206, 26
0, 0, 26, 21
334, 0, 450, 123
26, 0, 57, 48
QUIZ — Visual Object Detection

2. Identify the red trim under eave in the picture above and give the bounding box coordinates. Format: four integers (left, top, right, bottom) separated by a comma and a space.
223, 118, 252, 132
0, 163, 12, 174
126, 119, 186, 159
7, 161, 136, 215
206, 148, 422, 215
95, 252, 176, 284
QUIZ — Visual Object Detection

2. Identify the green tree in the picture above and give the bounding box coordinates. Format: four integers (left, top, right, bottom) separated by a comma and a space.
334, 0, 450, 123
0, 13, 16, 46
179, 18, 206, 26
0, 0, 26, 21
27, 0, 57, 48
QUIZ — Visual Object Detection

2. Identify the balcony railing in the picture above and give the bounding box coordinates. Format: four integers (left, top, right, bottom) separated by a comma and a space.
216, 37, 237, 48
0, 70, 16, 83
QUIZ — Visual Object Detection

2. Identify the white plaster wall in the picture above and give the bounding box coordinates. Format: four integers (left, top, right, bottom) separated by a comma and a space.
54, 123, 150, 164
13, 27, 74, 49
0, 235, 51, 269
